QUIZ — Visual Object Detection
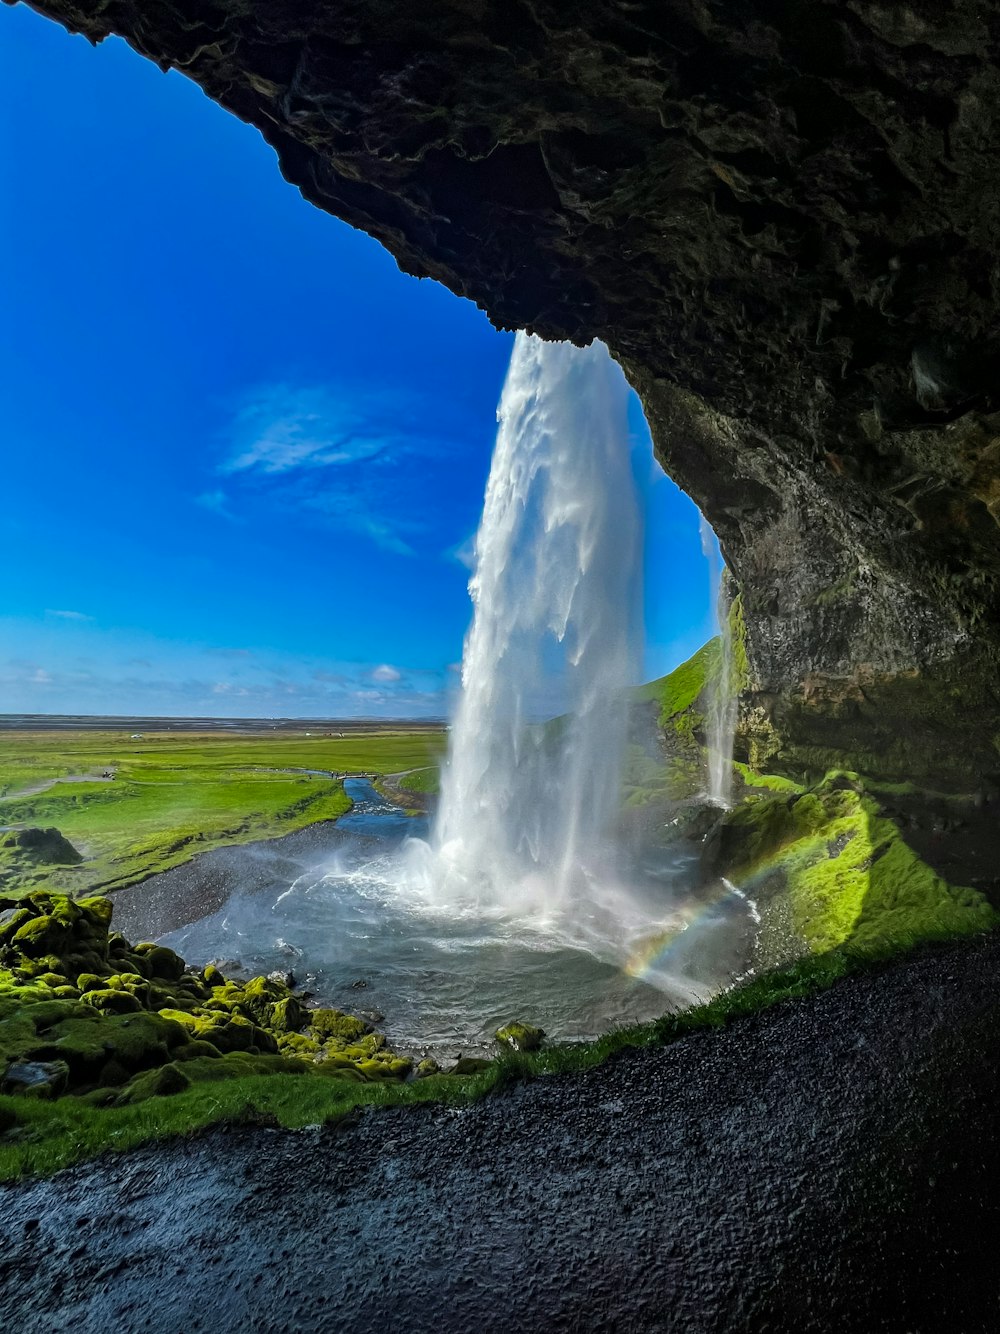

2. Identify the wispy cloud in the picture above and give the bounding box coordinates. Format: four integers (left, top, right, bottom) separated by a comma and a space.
212, 381, 462, 558
221, 385, 402, 476
304, 491, 418, 556
45, 609, 93, 622
195, 489, 239, 521
371, 664, 401, 683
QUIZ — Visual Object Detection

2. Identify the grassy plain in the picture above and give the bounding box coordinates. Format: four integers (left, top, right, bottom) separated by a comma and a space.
0, 728, 446, 896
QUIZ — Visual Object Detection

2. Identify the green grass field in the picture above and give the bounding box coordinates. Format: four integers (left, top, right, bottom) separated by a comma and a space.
0, 728, 446, 896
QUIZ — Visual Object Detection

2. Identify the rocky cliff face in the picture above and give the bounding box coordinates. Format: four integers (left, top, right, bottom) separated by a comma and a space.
14, 0, 1000, 783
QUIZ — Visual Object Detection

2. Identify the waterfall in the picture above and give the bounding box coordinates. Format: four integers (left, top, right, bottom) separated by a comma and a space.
430, 332, 643, 911
700, 517, 736, 807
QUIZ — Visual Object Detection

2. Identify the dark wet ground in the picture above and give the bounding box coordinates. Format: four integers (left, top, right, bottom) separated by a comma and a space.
3, 932, 1000, 1333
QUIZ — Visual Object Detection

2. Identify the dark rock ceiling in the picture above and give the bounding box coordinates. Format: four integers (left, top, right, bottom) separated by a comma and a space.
11, 0, 1000, 733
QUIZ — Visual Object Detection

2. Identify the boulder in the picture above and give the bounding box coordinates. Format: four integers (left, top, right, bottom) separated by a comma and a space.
1, 1058, 70, 1098
495, 1022, 546, 1053
0, 827, 81, 865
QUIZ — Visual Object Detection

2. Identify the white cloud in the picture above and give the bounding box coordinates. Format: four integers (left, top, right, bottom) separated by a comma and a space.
45, 609, 93, 622
29, 668, 52, 684
221, 386, 397, 476
371, 664, 401, 683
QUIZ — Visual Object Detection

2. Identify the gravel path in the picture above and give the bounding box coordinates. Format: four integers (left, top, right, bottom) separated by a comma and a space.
2, 934, 1000, 1332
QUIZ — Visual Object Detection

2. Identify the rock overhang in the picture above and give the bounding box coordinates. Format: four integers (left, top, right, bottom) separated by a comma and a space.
11, 0, 1000, 776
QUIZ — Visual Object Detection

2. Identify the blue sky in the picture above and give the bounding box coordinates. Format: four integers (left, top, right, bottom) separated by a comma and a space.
0, 3, 717, 719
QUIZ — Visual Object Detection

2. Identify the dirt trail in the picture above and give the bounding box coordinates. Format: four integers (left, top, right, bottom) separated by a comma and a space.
0, 772, 116, 801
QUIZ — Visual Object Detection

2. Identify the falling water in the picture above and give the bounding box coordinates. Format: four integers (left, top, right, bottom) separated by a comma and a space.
700, 517, 736, 807
430, 332, 643, 911
143, 336, 762, 1041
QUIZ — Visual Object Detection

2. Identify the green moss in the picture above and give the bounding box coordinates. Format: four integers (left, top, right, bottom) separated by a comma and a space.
718, 774, 998, 954
449, 1057, 493, 1075
495, 1022, 545, 1052
728, 593, 749, 692
308, 1009, 369, 1041
116, 1062, 191, 1105
732, 761, 802, 795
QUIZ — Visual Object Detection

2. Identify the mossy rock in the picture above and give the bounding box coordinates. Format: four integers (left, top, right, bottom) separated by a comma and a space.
0, 909, 34, 945
449, 1057, 493, 1076
173, 1039, 224, 1062
1, 827, 82, 866
11, 914, 74, 958
116, 1061, 192, 1104
495, 1022, 545, 1052
415, 1057, 441, 1078
82, 988, 143, 1016
133, 944, 186, 982
0, 889, 409, 1105
277, 1032, 322, 1057
42, 1011, 188, 1085
309, 1008, 369, 1041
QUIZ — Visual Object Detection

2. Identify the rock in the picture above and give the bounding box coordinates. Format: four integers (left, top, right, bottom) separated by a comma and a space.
495, 1023, 545, 1053
0, 827, 81, 865
24, 0, 1000, 788
82, 989, 143, 1016
308, 1009, 369, 1042
116, 1062, 191, 1105
448, 1057, 493, 1076
0, 889, 411, 1104
414, 1058, 441, 1079
12, 914, 72, 958
133, 944, 186, 982
1, 1059, 70, 1098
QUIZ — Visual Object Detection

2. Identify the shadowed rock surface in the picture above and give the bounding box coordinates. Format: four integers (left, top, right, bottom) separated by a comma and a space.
11, 0, 1000, 781
2, 932, 999, 1333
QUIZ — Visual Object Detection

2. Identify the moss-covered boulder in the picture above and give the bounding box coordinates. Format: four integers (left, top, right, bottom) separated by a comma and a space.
449, 1056, 493, 1076
308, 1008, 370, 1042
0, 889, 408, 1103
116, 1062, 191, 1105
495, 1022, 545, 1052
132, 942, 186, 982
0, 827, 82, 866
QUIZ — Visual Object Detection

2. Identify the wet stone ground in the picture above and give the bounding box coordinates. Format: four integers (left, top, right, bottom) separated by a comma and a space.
2, 934, 1000, 1332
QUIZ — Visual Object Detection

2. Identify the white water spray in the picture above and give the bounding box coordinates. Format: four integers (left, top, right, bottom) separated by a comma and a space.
699, 516, 736, 807
159, 336, 761, 1030
431, 332, 643, 911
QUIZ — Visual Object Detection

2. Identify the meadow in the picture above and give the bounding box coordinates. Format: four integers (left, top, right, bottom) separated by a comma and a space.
0, 727, 446, 896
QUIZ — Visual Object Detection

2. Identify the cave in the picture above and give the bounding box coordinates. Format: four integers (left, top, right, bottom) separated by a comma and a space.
6, 6, 1000, 1326
13, 0, 1000, 795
